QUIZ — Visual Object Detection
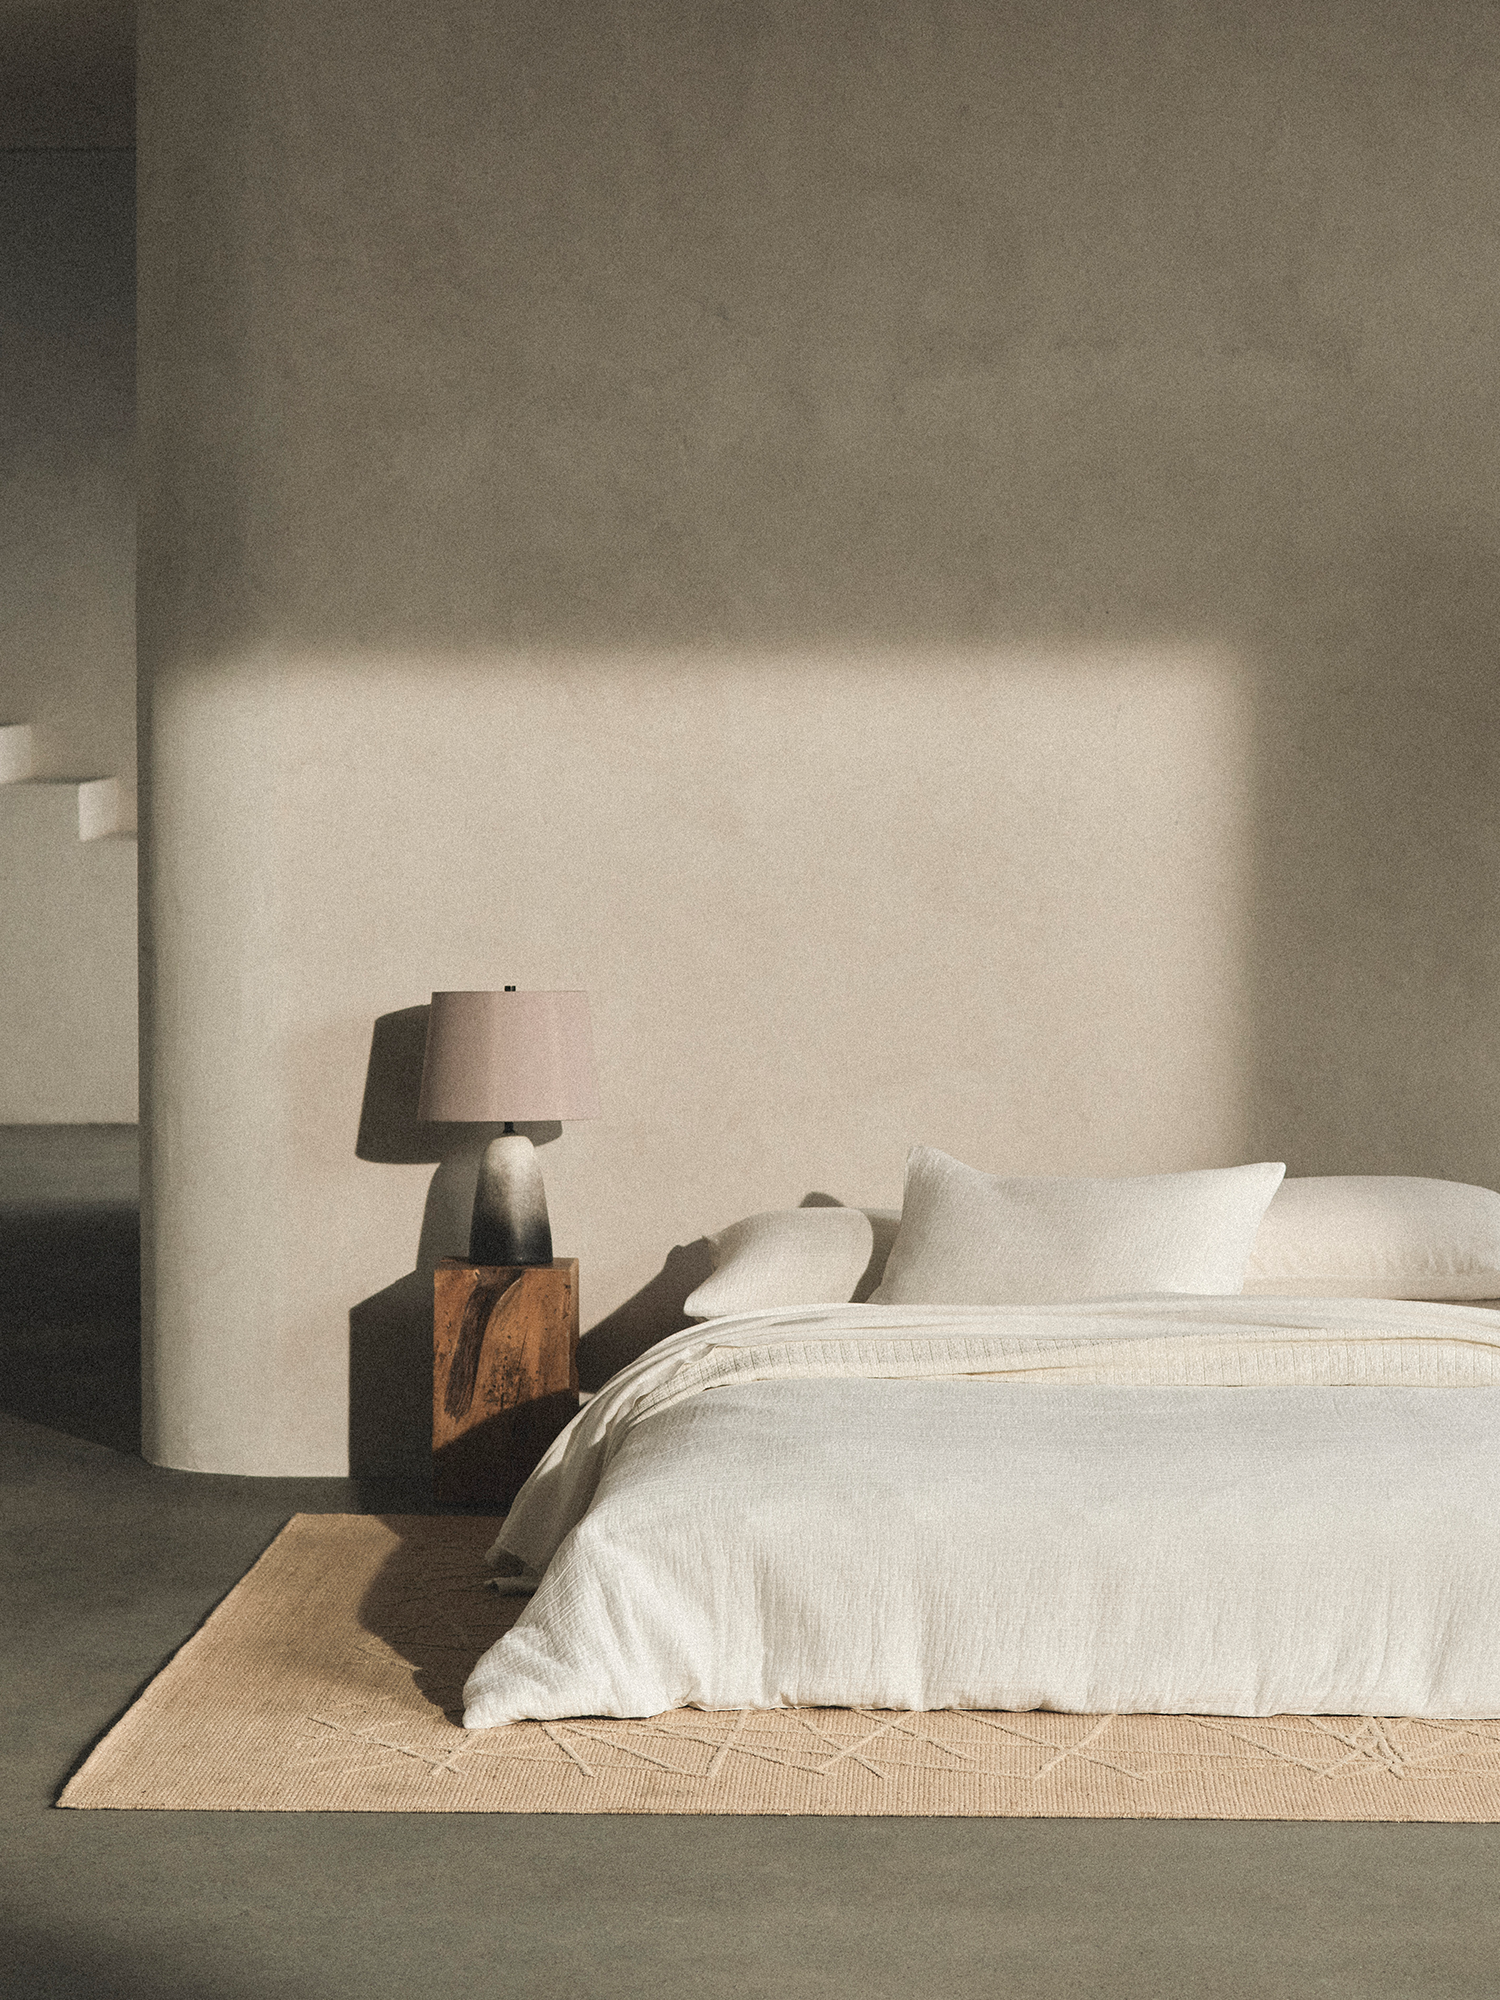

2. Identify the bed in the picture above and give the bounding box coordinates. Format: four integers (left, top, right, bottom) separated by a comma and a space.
462, 1156, 1500, 1730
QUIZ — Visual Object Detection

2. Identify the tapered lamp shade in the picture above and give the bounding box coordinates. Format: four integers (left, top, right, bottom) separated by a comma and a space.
417, 990, 601, 1124
418, 990, 600, 1265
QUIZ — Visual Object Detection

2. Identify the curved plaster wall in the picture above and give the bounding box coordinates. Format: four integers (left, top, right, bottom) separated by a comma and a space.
141, 0, 1500, 1473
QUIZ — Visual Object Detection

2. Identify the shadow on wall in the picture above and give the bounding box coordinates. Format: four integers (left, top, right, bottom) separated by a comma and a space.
0, 0, 134, 149
574, 1238, 715, 1393
1242, 529, 1500, 1181
349, 1006, 714, 1465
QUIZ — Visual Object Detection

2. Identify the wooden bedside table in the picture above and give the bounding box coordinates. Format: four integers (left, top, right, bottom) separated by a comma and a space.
432, 1256, 579, 1509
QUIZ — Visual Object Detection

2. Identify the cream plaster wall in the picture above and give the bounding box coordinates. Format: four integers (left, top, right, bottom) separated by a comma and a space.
140, 0, 1500, 1474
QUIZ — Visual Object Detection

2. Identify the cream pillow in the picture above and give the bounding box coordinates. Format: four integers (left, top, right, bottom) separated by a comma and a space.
1243, 1176, 1500, 1300
683, 1207, 878, 1320
872, 1147, 1286, 1306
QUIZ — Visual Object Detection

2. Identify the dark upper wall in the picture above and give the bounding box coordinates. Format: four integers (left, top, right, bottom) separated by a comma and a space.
0, 6, 137, 1120
1, 0, 136, 785
0, 150, 135, 784
0, 0, 135, 149
142, 2, 1499, 665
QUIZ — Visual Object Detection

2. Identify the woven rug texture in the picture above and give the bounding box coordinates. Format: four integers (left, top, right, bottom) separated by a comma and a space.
58, 1513, 1500, 1818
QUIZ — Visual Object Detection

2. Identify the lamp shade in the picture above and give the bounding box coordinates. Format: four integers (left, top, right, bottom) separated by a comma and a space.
417, 990, 601, 1123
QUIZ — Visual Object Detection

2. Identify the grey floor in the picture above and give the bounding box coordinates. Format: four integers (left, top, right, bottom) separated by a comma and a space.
4, 1131, 1500, 2000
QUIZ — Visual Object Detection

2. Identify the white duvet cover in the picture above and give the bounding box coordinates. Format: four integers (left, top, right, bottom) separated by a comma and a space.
461, 1297, 1500, 1727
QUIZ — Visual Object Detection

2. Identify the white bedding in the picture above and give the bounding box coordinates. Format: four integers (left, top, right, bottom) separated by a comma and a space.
461, 1297, 1500, 1728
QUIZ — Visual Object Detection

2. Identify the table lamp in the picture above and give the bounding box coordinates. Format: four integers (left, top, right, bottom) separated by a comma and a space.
417, 987, 601, 1264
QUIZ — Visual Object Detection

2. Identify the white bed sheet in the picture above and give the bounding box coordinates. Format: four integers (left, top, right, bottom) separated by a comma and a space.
461, 1297, 1500, 1727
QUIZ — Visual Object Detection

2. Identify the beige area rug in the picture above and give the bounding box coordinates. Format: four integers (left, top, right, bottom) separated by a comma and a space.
59, 1513, 1500, 1818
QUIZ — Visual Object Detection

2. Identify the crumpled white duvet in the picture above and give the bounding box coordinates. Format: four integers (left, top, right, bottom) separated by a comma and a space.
461, 1297, 1500, 1727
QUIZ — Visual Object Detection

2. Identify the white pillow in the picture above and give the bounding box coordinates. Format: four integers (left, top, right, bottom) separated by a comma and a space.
1243, 1176, 1500, 1300
683, 1207, 878, 1320
871, 1146, 1286, 1306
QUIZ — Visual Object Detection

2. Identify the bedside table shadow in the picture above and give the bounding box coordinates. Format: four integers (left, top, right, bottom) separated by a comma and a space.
348, 1270, 435, 1482
433, 1387, 578, 1510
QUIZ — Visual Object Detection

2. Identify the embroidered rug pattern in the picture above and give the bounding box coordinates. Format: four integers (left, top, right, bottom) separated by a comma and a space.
59, 1514, 1500, 1818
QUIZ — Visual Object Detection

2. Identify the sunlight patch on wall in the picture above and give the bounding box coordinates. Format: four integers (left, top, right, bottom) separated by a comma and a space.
148, 641, 1254, 1473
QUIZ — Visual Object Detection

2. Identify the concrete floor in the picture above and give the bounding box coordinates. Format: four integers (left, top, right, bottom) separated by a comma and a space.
4, 1130, 1500, 1999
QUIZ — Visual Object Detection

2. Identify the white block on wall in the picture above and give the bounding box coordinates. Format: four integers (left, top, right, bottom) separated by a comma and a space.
0, 723, 37, 784
77, 775, 137, 841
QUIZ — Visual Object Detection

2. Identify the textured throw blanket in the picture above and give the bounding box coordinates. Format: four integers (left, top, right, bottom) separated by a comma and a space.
464, 1297, 1500, 1728
492, 1295, 1500, 1570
